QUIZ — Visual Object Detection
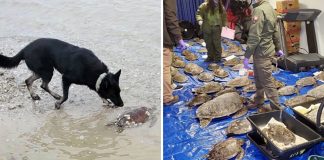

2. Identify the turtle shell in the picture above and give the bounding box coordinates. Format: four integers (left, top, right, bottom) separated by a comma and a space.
197, 72, 214, 82
207, 63, 220, 71
226, 76, 251, 88
296, 77, 317, 87
193, 82, 223, 94
207, 137, 245, 160
231, 64, 244, 71
213, 68, 229, 78
172, 72, 188, 83
278, 86, 298, 96
172, 59, 185, 68
184, 63, 204, 75
224, 58, 241, 67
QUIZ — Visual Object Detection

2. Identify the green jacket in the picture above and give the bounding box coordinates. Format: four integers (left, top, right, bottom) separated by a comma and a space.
196, 2, 227, 34
244, 0, 281, 59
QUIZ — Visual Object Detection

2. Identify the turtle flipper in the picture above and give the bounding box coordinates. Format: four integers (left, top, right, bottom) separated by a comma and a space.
116, 126, 125, 133
199, 118, 211, 127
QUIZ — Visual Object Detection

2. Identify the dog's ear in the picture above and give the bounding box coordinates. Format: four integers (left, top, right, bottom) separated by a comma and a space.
114, 69, 121, 82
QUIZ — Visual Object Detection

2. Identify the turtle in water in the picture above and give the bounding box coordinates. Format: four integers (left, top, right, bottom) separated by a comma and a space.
273, 78, 285, 89
243, 84, 256, 93
197, 92, 244, 127
172, 72, 188, 83
278, 86, 299, 96
284, 95, 316, 107
306, 84, 324, 98
184, 52, 198, 61
107, 107, 157, 133
187, 93, 212, 108
207, 63, 220, 71
314, 71, 324, 82
224, 58, 241, 67
296, 77, 317, 88
197, 72, 214, 82
231, 64, 244, 71
172, 59, 186, 68
213, 68, 229, 78
226, 118, 252, 136
193, 82, 223, 94
226, 76, 252, 88
207, 137, 245, 160
184, 63, 204, 75
262, 120, 296, 145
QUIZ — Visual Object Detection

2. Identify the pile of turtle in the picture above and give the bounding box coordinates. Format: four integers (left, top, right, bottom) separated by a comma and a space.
168, 38, 324, 159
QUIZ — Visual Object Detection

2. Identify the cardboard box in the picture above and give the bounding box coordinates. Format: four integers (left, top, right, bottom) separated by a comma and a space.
286, 0, 299, 9
284, 21, 301, 31
276, 0, 288, 13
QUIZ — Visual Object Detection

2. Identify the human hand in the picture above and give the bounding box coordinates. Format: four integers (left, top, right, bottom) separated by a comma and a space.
178, 39, 187, 51
276, 50, 284, 57
243, 58, 250, 69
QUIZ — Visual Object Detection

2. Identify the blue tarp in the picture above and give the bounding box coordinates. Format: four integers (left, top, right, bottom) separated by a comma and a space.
163, 39, 324, 160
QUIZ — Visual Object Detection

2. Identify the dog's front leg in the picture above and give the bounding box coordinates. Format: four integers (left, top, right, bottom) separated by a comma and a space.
55, 78, 71, 109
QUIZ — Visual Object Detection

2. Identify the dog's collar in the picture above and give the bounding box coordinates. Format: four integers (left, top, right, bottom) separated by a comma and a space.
96, 72, 108, 91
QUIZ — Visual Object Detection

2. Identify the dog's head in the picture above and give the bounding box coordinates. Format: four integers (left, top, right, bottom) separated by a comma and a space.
97, 70, 124, 107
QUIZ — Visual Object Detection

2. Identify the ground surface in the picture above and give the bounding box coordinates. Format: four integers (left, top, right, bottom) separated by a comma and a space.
0, 0, 161, 159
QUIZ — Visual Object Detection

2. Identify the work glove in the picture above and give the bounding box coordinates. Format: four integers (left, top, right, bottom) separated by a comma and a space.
276, 50, 284, 57
243, 58, 250, 70
178, 39, 187, 51
198, 21, 203, 26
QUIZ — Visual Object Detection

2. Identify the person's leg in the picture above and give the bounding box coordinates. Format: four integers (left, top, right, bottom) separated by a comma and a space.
253, 59, 265, 105
163, 48, 178, 104
204, 33, 215, 62
214, 26, 222, 62
259, 57, 280, 105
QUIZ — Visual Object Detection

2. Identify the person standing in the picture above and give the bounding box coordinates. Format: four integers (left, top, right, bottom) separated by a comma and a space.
243, 0, 284, 108
196, 0, 227, 62
163, 0, 187, 105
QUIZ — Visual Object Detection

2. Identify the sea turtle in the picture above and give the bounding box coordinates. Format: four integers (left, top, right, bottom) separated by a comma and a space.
187, 93, 212, 107
306, 84, 324, 98
207, 137, 245, 160
284, 95, 316, 107
182, 50, 192, 56
184, 52, 198, 61
278, 86, 298, 96
228, 44, 241, 53
221, 51, 230, 58
213, 68, 229, 78
231, 64, 244, 71
184, 63, 204, 75
107, 107, 156, 133
273, 78, 285, 89
172, 72, 188, 83
262, 119, 296, 145
198, 48, 208, 53
197, 72, 214, 82
215, 87, 237, 97
226, 76, 252, 88
296, 77, 317, 88
224, 58, 241, 67
193, 82, 223, 94
226, 118, 252, 136
170, 66, 178, 76
243, 84, 256, 93
172, 59, 186, 68
314, 71, 324, 82
207, 63, 220, 71
197, 92, 244, 127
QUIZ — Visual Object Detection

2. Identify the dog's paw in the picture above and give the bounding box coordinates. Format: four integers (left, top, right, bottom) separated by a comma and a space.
31, 94, 41, 100
55, 102, 61, 109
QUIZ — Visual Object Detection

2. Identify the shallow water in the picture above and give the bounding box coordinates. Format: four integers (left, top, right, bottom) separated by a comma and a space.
0, 0, 161, 159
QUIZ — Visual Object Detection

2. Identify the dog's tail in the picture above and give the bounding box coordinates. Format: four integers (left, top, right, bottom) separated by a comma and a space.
0, 51, 24, 69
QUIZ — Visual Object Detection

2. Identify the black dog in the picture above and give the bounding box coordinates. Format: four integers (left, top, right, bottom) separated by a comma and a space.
0, 38, 124, 109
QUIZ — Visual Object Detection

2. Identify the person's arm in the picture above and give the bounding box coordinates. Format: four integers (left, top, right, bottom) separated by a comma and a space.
273, 18, 281, 52
244, 8, 264, 59
164, 0, 182, 43
196, 3, 206, 24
